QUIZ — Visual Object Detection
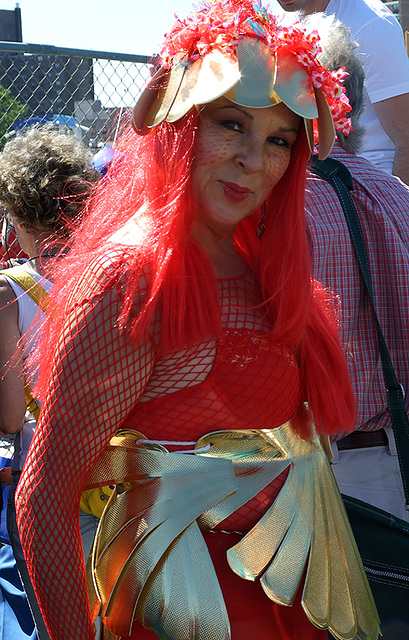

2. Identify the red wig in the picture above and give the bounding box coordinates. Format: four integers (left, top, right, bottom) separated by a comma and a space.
33, 108, 355, 438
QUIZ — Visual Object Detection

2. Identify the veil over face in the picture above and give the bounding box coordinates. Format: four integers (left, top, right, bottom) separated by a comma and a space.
190, 98, 301, 236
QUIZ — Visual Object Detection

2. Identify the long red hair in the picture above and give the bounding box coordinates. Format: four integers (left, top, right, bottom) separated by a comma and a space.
33, 109, 355, 437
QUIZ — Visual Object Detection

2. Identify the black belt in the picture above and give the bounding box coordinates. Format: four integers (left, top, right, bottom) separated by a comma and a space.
337, 429, 388, 451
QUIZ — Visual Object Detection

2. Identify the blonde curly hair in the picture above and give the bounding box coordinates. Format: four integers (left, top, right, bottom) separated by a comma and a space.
0, 123, 100, 237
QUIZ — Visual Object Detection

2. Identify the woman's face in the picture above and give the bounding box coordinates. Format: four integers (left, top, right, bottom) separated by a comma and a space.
191, 97, 300, 234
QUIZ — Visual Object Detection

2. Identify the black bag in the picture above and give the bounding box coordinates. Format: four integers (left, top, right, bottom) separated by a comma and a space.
343, 496, 409, 637
310, 156, 409, 638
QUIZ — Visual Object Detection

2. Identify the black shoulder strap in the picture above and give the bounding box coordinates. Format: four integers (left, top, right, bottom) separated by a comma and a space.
310, 155, 409, 507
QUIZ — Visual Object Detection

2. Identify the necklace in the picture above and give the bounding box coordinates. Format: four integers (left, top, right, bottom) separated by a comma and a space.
26, 251, 67, 263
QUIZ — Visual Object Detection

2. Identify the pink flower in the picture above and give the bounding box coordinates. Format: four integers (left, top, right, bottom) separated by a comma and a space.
298, 52, 313, 67
336, 118, 354, 134
311, 70, 327, 88
332, 67, 348, 83
330, 82, 344, 99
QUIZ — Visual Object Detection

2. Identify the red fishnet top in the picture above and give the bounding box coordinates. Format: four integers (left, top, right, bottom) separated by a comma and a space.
16, 264, 311, 640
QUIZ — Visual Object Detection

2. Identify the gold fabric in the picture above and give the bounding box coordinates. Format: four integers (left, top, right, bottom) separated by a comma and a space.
86, 431, 235, 638
195, 427, 379, 640
133, 37, 335, 159
85, 420, 380, 640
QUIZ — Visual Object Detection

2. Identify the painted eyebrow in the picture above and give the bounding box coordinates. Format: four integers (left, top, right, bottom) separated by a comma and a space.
214, 104, 299, 134
214, 104, 254, 120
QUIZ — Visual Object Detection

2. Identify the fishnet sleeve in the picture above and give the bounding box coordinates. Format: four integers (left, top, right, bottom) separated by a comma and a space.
15, 266, 157, 640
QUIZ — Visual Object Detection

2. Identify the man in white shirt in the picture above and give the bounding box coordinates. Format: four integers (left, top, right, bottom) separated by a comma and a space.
274, 0, 409, 185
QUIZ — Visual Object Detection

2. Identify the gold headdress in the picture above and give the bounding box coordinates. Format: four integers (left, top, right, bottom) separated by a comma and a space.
132, 0, 352, 160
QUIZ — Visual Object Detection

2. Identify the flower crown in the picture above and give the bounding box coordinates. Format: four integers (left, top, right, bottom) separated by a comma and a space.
160, 0, 351, 135
132, 0, 352, 158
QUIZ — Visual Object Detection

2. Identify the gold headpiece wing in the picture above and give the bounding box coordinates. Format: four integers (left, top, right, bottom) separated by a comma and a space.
132, 38, 335, 159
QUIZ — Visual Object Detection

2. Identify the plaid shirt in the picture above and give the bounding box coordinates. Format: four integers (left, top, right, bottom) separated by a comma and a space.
306, 143, 409, 432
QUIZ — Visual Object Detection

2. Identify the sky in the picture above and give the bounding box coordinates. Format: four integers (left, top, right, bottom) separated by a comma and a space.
1, 1, 283, 57
0, 0, 208, 57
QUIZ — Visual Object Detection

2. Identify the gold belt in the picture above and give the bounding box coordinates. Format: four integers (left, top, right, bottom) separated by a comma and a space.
84, 411, 380, 640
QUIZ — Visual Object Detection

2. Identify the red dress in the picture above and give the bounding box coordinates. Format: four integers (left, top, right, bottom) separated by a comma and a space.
117, 273, 326, 640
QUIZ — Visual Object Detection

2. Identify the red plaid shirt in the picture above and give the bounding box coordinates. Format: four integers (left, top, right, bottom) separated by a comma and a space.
306, 143, 409, 432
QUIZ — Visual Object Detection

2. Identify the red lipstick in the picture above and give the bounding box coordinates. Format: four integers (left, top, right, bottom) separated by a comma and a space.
220, 181, 251, 203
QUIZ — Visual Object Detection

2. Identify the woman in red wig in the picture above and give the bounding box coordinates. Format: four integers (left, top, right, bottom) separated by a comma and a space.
15, 2, 379, 640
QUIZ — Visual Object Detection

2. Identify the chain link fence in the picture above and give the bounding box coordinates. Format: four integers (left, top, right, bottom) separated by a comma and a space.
0, 42, 154, 150
0, 43, 155, 457
0, 41, 154, 263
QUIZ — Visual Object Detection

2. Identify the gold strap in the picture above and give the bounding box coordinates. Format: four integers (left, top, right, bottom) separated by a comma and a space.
0, 266, 50, 313
24, 382, 41, 422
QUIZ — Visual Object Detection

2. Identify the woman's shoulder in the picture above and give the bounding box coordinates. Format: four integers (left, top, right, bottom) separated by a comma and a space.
0, 267, 21, 333
0, 262, 52, 312
66, 245, 153, 315
0, 269, 17, 307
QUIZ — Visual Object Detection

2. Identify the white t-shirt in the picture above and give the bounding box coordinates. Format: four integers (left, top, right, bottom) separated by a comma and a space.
274, 0, 409, 173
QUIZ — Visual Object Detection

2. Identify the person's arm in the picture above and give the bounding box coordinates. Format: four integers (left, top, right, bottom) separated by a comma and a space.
0, 276, 27, 434
374, 93, 409, 185
351, 16, 409, 183
15, 268, 157, 640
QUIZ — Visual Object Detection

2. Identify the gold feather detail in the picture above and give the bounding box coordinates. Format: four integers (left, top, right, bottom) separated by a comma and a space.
85, 421, 380, 640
